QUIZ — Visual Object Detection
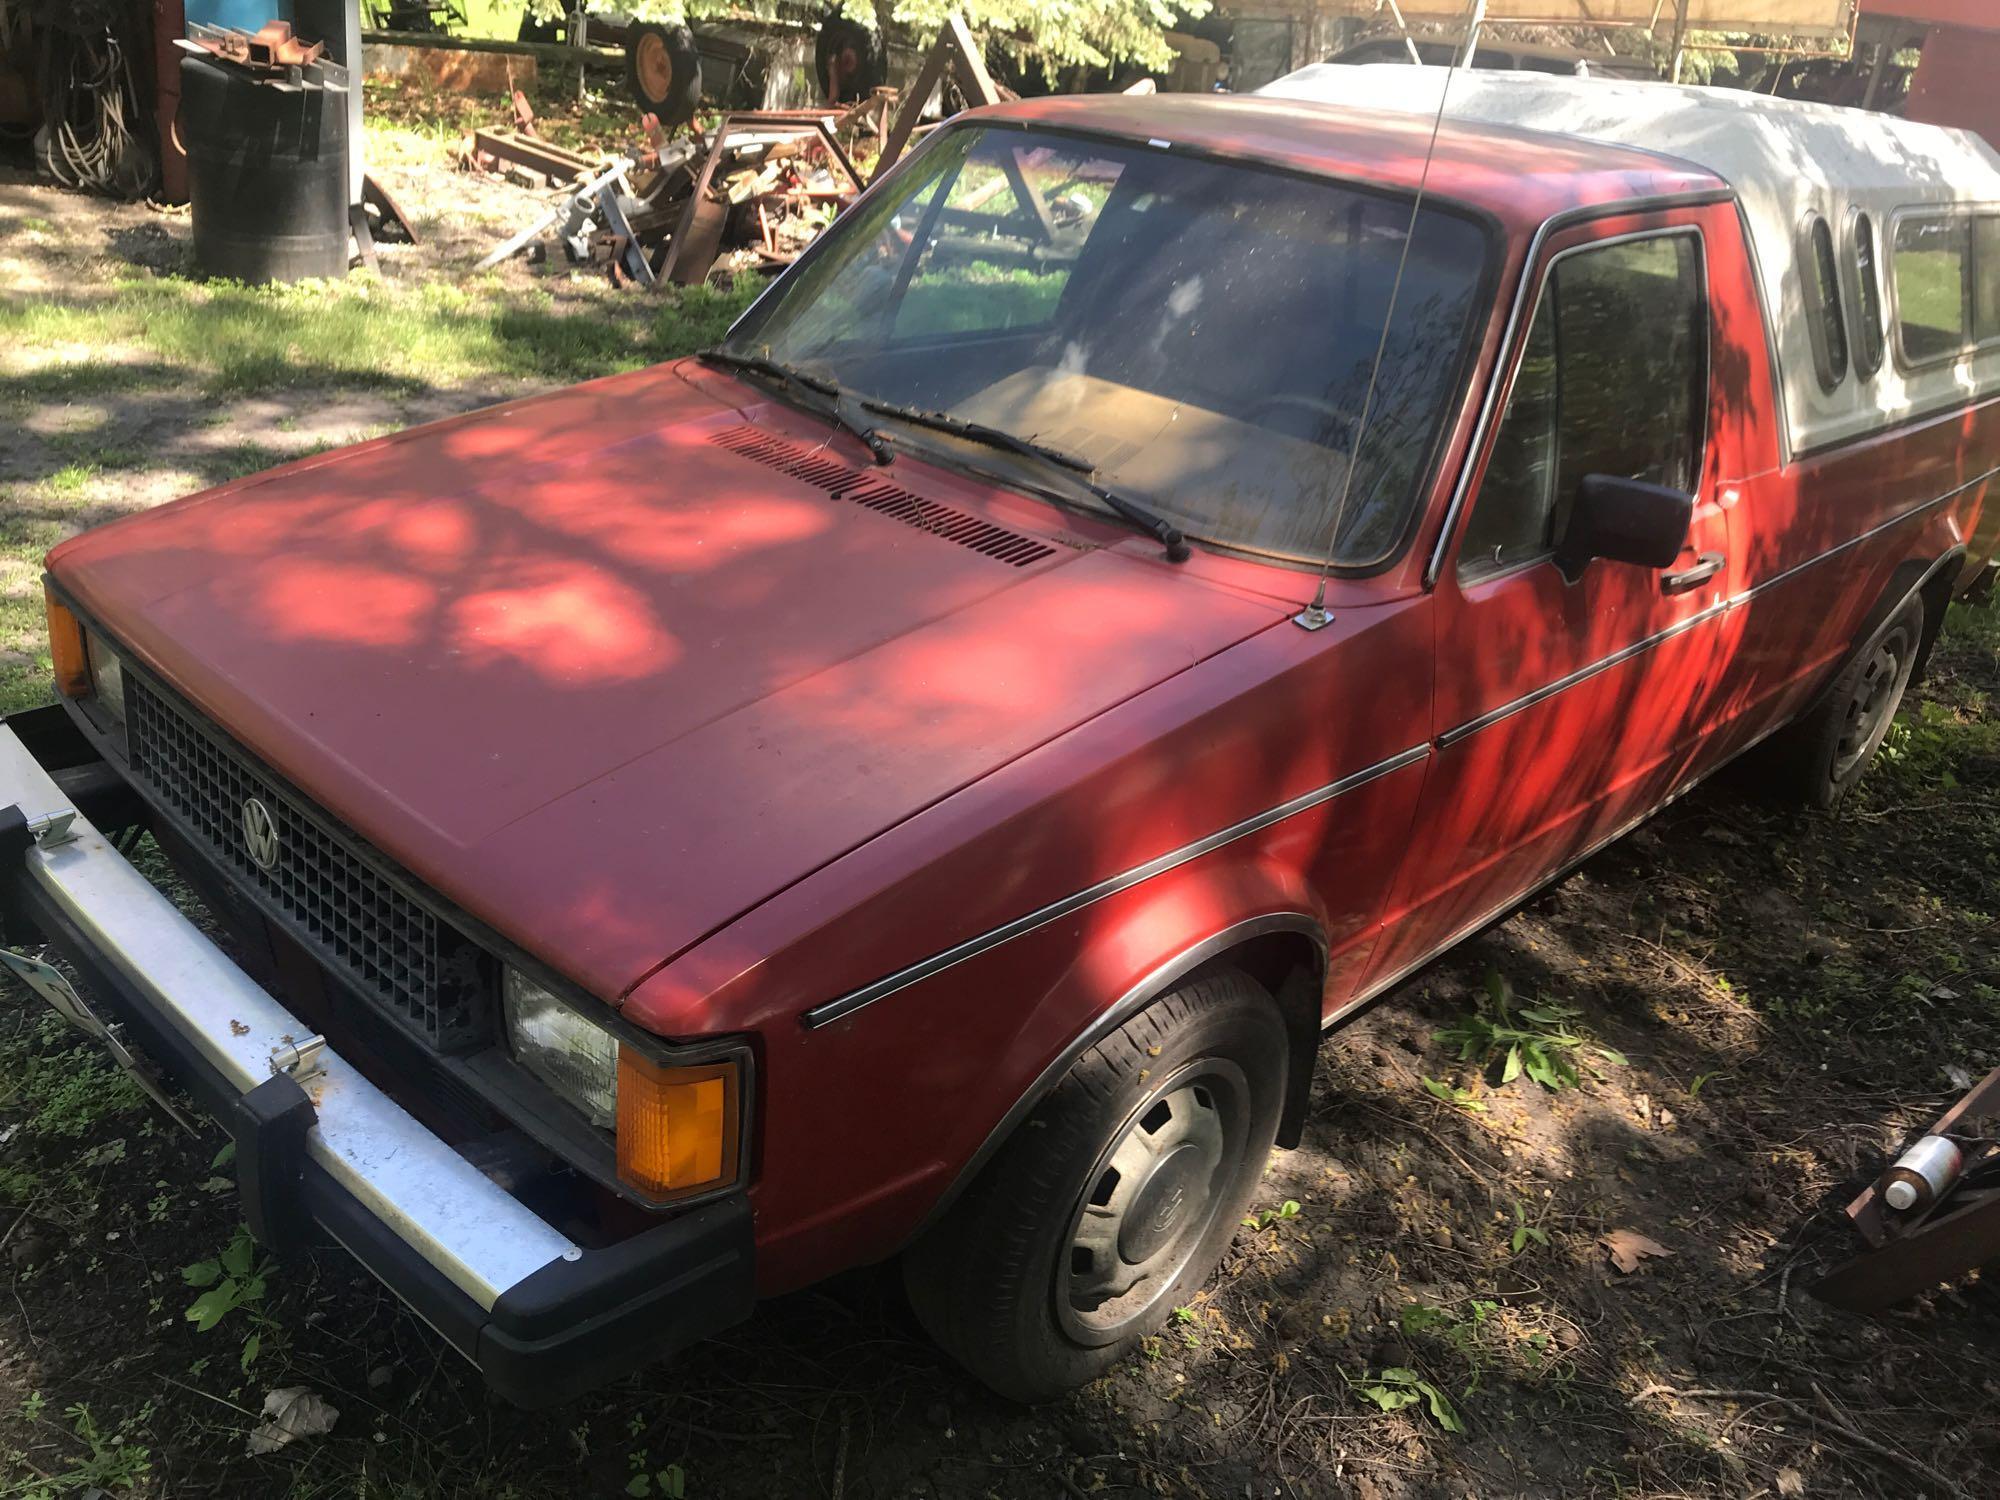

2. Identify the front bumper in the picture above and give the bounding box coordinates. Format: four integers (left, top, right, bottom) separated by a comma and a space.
0, 706, 754, 1407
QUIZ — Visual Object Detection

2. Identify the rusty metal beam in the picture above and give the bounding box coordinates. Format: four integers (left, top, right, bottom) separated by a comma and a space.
1813, 1186, 2000, 1312
471, 127, 600, 186
1844, 1064, 2000, 1248
1809, 1061, 2000, 1312
657, 112, 865, 285
873, 15, 1002, 186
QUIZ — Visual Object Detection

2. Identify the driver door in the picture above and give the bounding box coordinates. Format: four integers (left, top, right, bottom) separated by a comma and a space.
1368, 213, 1737, 984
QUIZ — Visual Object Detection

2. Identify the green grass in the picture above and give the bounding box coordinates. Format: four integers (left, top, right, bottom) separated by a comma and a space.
1876, 599, 2000, 786
44, 464, 96, 497
1894, 246, 1967, 358
898, 261, 1069, 336
0, 274, 757, 397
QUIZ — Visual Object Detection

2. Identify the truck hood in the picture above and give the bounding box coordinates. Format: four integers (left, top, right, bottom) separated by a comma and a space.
50, 364, 1284, 1002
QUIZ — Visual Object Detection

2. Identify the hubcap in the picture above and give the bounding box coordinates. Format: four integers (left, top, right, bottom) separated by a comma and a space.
1119, 1141, 1208, 1264
1059, 1063, 1248, 1346
1833, 633, 1909, 780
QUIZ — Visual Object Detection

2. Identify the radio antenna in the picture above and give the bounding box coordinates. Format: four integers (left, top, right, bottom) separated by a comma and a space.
1295, 0, 1487, 630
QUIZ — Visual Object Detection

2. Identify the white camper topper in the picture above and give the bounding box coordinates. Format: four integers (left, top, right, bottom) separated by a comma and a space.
1257, 66, 2000, 457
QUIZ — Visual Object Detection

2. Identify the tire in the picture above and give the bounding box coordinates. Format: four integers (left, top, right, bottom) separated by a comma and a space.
1965, 561, 1998, 609
626, 23, 703, 130
904, 968, 1288, 1402
1764, 594, 1925, 808
815, 17, 885, 103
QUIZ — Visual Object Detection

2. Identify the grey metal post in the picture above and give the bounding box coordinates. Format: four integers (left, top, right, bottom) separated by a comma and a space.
342, 0, 363, 203
1456, 0, 1488, 70
293, 0, 365, 206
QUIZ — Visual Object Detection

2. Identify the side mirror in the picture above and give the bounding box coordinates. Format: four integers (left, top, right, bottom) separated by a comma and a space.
1555, 473, 1693, 578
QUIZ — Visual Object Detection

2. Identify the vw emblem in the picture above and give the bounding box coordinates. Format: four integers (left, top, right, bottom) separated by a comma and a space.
240, 797, 281, 873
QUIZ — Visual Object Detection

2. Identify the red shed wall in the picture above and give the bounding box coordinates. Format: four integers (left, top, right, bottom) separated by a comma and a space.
1903, 24, 2000, 149
1861, 0, 1996, 29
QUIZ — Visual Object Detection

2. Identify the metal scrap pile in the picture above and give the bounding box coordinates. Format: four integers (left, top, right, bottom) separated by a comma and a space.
466, 91, 891, 289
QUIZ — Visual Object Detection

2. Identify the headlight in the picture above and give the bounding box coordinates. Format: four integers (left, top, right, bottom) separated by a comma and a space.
503, 968, 618, 1128
501, 968, 744, 1201
85, 632, 126, 723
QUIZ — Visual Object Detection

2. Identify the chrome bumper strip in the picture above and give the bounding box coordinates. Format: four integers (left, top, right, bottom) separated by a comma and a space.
0, 724, 578, 1310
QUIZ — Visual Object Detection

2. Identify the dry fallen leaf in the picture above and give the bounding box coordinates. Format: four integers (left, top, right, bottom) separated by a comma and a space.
246, 1387, 339, 1456
1600, 1229, 1672, 1274
1775, 1466, 1806, 1496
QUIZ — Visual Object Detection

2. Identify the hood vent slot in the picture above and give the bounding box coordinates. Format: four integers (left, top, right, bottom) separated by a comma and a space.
709, 424, 1061, 567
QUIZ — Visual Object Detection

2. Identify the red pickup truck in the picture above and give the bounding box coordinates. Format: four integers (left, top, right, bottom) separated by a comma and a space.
4, 74, 1998, 1404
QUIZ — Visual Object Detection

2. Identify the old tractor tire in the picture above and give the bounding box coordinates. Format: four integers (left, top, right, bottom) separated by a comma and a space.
627, 23, 703, 130
815, 17, 884, 104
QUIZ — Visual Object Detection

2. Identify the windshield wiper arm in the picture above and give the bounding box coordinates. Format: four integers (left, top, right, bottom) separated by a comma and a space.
862, 400, 1092, 471
860, 398, 1190, 563
699, 349, 893, 466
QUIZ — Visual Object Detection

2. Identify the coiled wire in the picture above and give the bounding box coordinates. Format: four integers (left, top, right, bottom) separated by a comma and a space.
32, 7, 145, 196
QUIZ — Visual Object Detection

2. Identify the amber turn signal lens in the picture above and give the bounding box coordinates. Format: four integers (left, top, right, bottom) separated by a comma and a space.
45, 588, 89, 699
616, 1051, 740, 1200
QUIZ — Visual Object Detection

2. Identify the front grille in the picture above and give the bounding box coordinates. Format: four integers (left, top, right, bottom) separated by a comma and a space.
124, 674, 490, 1051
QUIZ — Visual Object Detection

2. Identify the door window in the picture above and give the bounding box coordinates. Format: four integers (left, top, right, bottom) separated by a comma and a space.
1459, 232, 1707, 579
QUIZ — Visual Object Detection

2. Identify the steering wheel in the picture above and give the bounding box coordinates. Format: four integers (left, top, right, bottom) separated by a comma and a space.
1243, 394, 1361, 448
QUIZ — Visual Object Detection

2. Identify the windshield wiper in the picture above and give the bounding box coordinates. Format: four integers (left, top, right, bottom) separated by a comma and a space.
860, 398, 1190, 563
699, 349, 893, 466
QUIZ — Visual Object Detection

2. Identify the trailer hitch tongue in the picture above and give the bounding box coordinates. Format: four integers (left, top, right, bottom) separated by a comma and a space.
0, 945, 196, 1134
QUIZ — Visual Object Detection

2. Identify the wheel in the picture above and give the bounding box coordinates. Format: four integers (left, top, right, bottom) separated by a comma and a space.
815, 16, 884, 104
904, 968, 1288, 1401
626, 23, 703, 130
1764, 594, 1925, 808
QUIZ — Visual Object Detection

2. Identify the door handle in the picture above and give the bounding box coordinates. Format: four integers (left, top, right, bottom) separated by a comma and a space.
1661, 551, 1724, 595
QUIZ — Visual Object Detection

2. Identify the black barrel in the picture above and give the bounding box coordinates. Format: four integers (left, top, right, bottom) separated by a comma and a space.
181, 54, 348, 283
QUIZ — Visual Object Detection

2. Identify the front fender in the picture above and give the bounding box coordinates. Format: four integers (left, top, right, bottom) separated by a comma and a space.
908, 861, 1332, 1240
714, 848, 1359, 1294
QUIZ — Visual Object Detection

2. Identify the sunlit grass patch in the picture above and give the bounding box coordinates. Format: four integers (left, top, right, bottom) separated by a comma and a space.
649, 281, 764, 353
0, 660, 50, 716
44, 464, 97, 496
46, 436, 147, 471
0, 271, 760, 399
1875, 599, 2000, 790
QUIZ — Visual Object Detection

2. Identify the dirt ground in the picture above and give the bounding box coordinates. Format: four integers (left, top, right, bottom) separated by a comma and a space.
4, 80, 2000, 1500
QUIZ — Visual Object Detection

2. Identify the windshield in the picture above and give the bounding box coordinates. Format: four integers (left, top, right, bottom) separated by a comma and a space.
722, 123, 1490, 566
